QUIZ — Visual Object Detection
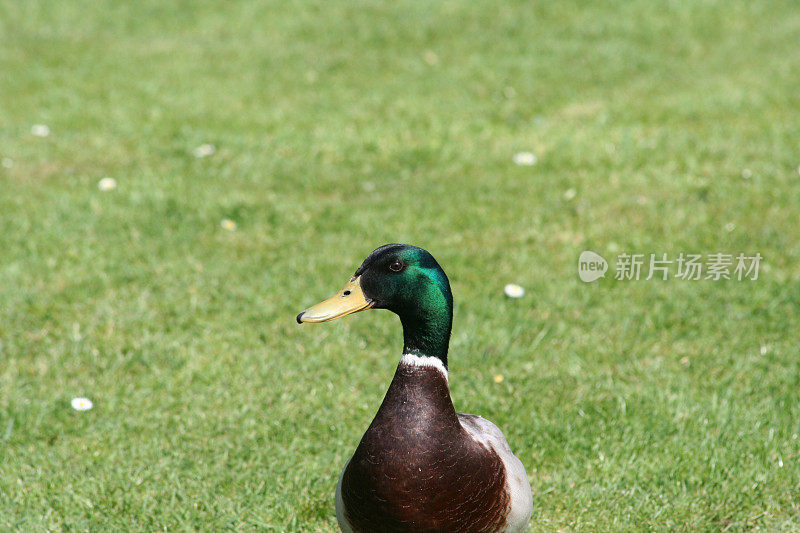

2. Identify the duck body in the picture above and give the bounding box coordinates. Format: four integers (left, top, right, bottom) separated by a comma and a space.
298, 245, 533, 533
336, 355, 532, 533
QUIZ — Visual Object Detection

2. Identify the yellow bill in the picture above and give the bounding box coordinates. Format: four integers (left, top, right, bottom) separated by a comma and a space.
297, 276, 374, 323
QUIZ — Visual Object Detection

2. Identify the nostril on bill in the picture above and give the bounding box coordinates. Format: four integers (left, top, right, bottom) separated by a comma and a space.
343, 290, 351, 296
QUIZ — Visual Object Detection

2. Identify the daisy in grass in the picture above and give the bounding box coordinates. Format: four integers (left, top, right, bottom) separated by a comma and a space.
71, 397, 93, 411
504, 284, 525, 298
512, 152, 536, 166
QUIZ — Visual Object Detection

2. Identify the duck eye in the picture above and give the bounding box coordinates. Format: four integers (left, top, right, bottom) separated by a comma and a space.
389, 260, 403, 272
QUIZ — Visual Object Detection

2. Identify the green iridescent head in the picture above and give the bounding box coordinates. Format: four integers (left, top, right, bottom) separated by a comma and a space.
297, 244, 454, 366
355, 244, 452, 313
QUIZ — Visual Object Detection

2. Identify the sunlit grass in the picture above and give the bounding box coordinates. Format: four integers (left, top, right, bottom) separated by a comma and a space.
1, 0, 799, 530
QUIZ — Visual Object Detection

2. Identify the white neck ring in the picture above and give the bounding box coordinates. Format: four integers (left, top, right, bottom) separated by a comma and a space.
400, 353, 448, 381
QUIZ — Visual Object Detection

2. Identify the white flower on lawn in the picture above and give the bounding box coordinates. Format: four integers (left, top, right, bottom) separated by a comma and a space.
564, 188, 577, 200
31, 124, 50, 137
98, 177, 117, 191
193, 143, 215, 158
1, 158, 12, 168
220, 218, 237, 231
512, 152, 537, 166
741, 169, 752, 179
71, 397, 93, 411
504, 283, 525, 298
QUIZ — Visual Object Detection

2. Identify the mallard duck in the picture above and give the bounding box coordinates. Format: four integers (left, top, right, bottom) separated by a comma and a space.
297, 244, 533, 532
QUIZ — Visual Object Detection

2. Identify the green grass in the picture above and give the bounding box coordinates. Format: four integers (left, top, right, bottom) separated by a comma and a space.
1, 0, 799, 530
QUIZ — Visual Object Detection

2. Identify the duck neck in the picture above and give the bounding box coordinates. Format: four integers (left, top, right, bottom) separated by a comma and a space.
367, 295, 457, 434
399, 303, 452, 369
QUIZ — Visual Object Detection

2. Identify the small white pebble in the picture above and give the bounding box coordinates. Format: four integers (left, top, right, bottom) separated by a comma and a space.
504, 283, 525, 298
1, 158, 12, 168
741, 169, 752, 179
71, 397, 93, 411
512, 152, 537, 166
564, 188, 577, 200
725, 222, 735, 232
760, 345, 768, 355
97, 177, 117, 191
193, 143, 215, 158
220, 218, 237, 231
31, 124, 50, 137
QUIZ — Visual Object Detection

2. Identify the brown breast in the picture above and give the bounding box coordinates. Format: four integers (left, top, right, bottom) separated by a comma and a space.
340, 363, 509, 532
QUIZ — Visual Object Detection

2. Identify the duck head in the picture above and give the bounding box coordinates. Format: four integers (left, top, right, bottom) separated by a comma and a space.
297, 244, 454, 366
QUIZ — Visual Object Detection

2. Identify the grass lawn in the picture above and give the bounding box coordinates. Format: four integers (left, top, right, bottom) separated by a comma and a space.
2, 0, 800, 530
